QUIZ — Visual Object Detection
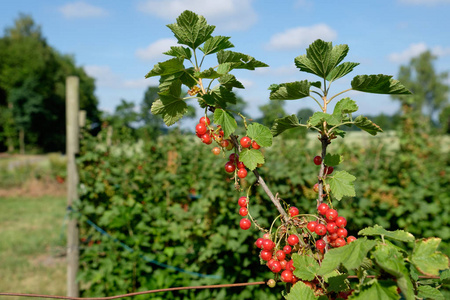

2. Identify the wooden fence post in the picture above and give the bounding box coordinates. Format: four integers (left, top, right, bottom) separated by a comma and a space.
66, 76, 80, 297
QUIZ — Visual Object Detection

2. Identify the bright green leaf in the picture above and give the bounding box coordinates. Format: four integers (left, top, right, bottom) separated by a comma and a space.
324, 153, 343, 167
285, 281, 318, 300
411, 238, 450, 276
199, 36, 234, 55
292, 253, 320, 281
145, 58, 185, 78
217, 63, 232, 74
150, 80, 187, 126
159, 67, 196, 91
358, 224, 415, 242
318, 237, 376, 275
269, 81, 310, 100
440, 269, 450, 280
163, 46, 192, 60
327, 274, 349, 293
418, 285, 445, 300
213, 109, 237, 138
326, 62, 360, 82
333, 98, 359, 116
348, 280, 399, 300
271, 114, 303, 137
166, 10, 215, 49
195, 67, 221, 79
351, 74, 412, 95
328, 170, 356, 200
211, 86, 237, 107
217, 50, 268, 70
354, 115, 383, 135
246, 123, 273, 147
218, 74, 244, 89
308, 112, 340, 127
239, 149, 264, 171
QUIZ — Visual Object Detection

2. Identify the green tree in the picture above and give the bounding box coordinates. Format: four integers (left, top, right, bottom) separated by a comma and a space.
140, 86, 165, 138
258, 100, 286, 127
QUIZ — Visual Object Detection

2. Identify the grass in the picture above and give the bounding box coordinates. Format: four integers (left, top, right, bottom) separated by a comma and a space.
0, 196, 67, 299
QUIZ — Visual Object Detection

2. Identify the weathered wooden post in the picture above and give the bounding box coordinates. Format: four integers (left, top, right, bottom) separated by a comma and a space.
66, 76, 79, 297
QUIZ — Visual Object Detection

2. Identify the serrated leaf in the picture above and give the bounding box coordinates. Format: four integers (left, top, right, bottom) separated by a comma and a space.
239, 149, 264, 171
285, 281, 318, 300
324, 153, 343, 167
269, 81, 310, 100
195, 67, 221, 79
354, 115, 383, 136
294, 40, 349, 79
211, 86, 237, 107
150, 81, 187, 126
333, 98, 359, 116
310, 81, 321, 89
308, 112, 340, 127
318, 238, 377, 275
328, 170, 356, 200
199, 36, 234, 55
166, 10, 215, 49
418, 285, 445, 300
327, 274, 349, 292
145, 57, 185, 78
348, 280, 399, 300
271, 114, 303, 137
358, 225, 415, 242
217, 50, 268, 70
292, 253, 320, 281
351, 74, 411, 95
372, 243, 414, 300
440, 268, 450, 280
217, 63, 232, 74
163, 46, 192, 60
327, 62, 360, 82
219, 74, 244, 89
159, 67, 197, 91
246, 123, 272, 147
213, 109, 237, 138
411, 238, 450, 276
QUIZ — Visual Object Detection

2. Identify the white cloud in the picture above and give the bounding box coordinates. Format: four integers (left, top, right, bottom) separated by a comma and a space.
137, 0, 257, 31
85, 65, 157, 89
266, 24, 337, 51
388, 43, 450, 63
58, 1, 108, 19
294, 0, 314, 8
398, 0, 450, 5
136, 38, 178, 61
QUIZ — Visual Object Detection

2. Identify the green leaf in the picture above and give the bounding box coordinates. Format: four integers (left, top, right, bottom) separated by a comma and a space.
151, 81, 187, 126
324, 153, 343, 167
418, 285, 445, 300
269, 81, 310, 100
411, 238, 450, 276
166, 10, 215, 49
199, 36, 234, 55
195, 67, 221, 79
159, 67, 197, 91
328, 170, 356, 201
358, 225, 415, 242
239, 149, 264, 171
294, 40, 349, 79
308, 112, 340, 127
218, 74, 244, 89
246, 123, 273, 147
145, 58, 185, 78
333, 98, 359, 116
292, 253, 320, 281
372, 243, 414, 300
211, 86, 237, 108
353, 115, 383, 136
348, 280, 399, 300
326, 62, 360, 82
327, 274, 349, 292
213, 109, 237, 138
440, 268, 450, 280
271, 114, 303, 137
217, 50, 268, 70
318, 237, 377, 275
163, 46, 192, 60
217, 63, 232, 74
285, 281, 318, 300
351, 74, 412, 95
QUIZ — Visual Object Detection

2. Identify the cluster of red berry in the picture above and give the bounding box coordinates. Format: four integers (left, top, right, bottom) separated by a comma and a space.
238, 196, 251, 229
225, 153, 248, 178
195, 116, 224, 145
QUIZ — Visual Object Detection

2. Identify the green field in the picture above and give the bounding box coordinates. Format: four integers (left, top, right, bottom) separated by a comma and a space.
0, 196, 67, 299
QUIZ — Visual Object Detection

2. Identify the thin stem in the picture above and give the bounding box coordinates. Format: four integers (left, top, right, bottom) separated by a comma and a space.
327, 121, 354, 133
309, 94, 323, 109
328, 88, 353, 103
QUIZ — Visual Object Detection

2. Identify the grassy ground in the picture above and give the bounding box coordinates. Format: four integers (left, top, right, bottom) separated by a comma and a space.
0, 196, 67, 299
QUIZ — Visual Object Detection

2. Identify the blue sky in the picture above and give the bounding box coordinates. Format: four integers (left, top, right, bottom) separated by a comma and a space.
1, 0, 449, 123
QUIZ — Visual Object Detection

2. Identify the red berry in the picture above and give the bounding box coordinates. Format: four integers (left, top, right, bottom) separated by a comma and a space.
325, 209, 338, 222
255, 238, 264, 248
199, 116, 210, 125
283, 245, 292, 254
260, 250, 272, 261
238, 196, 248, 207
240, 136, 251, 148
335, 216, 347, 228
326, 222, 338, 234
307, 221, 317, 232
289, 206, 299, 217
239, 207, 248, 216
237, 168, 247, 179
262, 239, 275, 251
347, 236, 357, 243
196, 123, 207, 135
240, 218, 251, 230
316, 239, 326, 250
201, 133, 212, 144
337, 228, 348, 239
236, 161, 246, 169
286, 260, 295, 271
221, 139, 230, 148
328, 232, 338, 241
313, 156, 322, 165
279, 260, 287, 269
315, 224, 327, 235
263, 233, 271, 240
267, 258, 276, 269
229, 153, 238, 162
288, 234, 299, 246
270, 261, 282, 273
313, 183, 319, 193
212, 147, 221, 155
335, 238, 346, 247
325, 166, 334, 175
281, 270, 293, 283
317, 203, 329, 215
276, 250, 286, 261
224, 161, 236, 173
251, 140, 261, 149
